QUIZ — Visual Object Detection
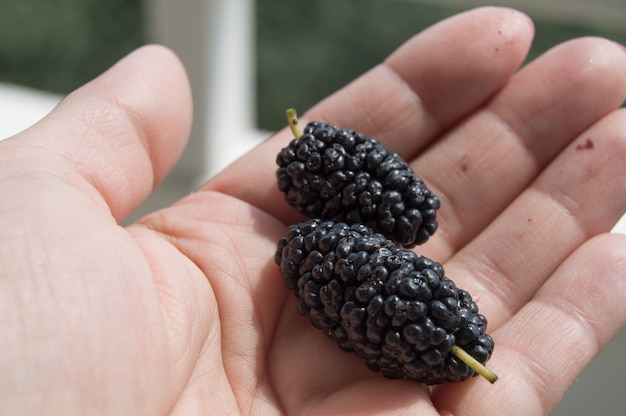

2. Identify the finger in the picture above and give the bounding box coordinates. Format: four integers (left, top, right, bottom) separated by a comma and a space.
0, 45, 193, 221
305, 6, 534, 157
446, 107, 626, 327
415, 37, 626, 258
208, 7, 534, 223
432, 234, 626, 416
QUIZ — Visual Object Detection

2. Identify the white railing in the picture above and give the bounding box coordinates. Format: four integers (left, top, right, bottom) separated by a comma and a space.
0, 83, 61, 141
146, 0, 268, 183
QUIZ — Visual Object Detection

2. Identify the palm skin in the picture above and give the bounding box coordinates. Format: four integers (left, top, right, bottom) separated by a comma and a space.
1, 6, 626, 416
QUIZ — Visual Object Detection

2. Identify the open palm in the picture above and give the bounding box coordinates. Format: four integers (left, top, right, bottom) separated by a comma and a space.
2, 7, 626, 416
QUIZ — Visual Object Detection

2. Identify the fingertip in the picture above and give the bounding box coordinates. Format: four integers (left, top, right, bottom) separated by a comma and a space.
388, 5, 536, 66
86, 43, 194, 183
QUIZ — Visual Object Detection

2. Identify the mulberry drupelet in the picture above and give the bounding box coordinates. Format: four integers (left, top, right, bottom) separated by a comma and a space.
275, 218, 496, 384
276, 110, 440, 247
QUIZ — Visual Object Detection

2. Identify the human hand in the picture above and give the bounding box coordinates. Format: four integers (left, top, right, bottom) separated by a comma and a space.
2, 6, 625, 416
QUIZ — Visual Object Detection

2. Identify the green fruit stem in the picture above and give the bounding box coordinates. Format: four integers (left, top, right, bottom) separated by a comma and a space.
286, 108, 303, 138
451, 345, 498, 384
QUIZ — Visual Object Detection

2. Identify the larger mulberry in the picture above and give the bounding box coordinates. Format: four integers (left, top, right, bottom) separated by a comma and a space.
275, 219, 495, 385
276, 117, 439, 247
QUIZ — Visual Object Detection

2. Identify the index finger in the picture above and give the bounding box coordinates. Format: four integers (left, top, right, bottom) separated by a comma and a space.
207, 7, 534, 224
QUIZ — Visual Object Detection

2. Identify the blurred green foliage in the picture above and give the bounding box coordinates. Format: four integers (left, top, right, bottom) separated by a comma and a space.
256, 0, 626, 130
0, 0, 623, 130
0, 0, 144, 94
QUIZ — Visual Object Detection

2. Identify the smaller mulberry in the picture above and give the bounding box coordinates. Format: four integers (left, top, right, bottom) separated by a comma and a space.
276, 109, 440, 248
275, 218, 497, 384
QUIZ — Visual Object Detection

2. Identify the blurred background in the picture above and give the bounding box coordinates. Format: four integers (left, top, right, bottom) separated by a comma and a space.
1, 1, 625, 413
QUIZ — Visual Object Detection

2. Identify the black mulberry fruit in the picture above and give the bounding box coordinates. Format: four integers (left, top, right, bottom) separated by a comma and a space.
276, 112, 439, 247
275, 218, 496, 384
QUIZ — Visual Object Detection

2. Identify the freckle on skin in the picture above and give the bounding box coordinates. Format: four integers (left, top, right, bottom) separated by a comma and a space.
576, 138, 594, 151
460, 156, 469, 173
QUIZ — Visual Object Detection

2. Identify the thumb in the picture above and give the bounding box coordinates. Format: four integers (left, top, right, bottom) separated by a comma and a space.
0, 44, 193, 221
